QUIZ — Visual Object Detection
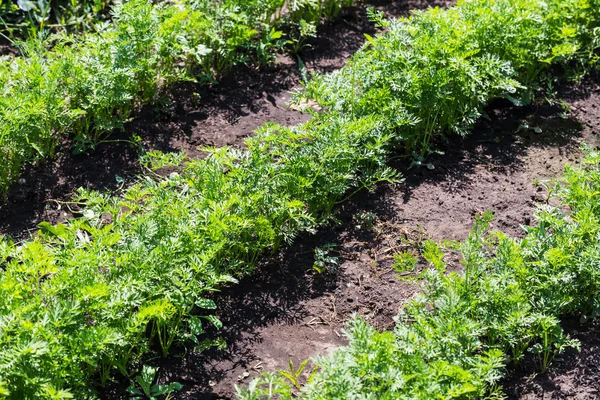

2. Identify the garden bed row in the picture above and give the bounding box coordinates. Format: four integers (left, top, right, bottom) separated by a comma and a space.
1, 0, 600, 398
126, 76, 599, 399
0, 0, 359, 197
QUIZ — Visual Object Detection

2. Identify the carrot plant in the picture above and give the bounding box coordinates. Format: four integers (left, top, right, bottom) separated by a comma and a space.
295, 0, 600, 156
0, 0, 362, 198
2, 0, 600, 398
240, 152, 600, 399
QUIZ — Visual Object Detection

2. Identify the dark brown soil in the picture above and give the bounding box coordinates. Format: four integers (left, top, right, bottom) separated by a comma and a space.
2, 1, 599, 399
504, 319, 600, 400
0, 0, 455, 242
101, 72, 600, 399
0, 37, 17, 56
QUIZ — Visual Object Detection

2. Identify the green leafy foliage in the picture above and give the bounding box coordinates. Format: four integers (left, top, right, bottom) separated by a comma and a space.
2, 0, 600, 398
393, 251, 418, 274
235, 372, 293, 400
295, 0, 600, 156
312, 244, 339, 274
0, 108, 396, 398
278, 359, 310, 389
242, 152, 600, 398
126, 365, 182, 400
0, 0, 362, 197
0, 0, 114, 37
422, 239, 446, 273
237, 0, 600, 397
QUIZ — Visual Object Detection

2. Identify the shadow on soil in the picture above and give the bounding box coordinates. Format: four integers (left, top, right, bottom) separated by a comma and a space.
102, 72, 599, 399
399, 97, 585, 202
503, 319, 600, 399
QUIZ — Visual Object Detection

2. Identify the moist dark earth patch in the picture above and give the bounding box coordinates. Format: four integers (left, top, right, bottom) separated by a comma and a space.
0, 37, 17, 56
1, 1, 599, 399
102, 73, 599, 399
0, 0, 455, 241
503, 319, 600, 400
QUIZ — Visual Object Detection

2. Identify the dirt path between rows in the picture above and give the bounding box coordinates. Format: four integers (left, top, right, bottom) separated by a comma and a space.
1, 1, 598, 398
0, 0, 453, 241
101, 72, 600, 399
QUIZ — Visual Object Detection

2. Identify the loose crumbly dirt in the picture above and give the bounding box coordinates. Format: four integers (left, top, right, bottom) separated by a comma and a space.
0, 0, 453, 240
1, 1, 599, 399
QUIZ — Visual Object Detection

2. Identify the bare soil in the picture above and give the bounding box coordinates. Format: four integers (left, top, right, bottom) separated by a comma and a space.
0, 37, 16, 56
0, 0, 453, 241
1, 1, 599, 399
504, 319, 600, 400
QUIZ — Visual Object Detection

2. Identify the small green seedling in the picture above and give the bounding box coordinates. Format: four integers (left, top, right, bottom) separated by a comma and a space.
422, 240, 446, 273
356, 211, 377, 230
313, 244, 339, 274
126, 365, 182, 400
278, 359, 318, 390
393, 251, 418, 274
529, 316, 580, 373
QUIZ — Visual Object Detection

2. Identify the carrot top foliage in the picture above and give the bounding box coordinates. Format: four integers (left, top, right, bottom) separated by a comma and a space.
0, 0, 361, 198
296, 0, 600, 154
1, 0, 600, 398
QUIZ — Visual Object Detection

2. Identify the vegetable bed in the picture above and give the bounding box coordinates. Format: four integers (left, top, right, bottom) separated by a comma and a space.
124, 77, 600, 399
1, 0, 600, 399
0, 0, 360, 197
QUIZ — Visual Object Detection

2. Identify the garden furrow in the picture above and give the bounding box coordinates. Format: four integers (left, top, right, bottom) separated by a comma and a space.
1, 0, 599, 398
117, 74, 600, 400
